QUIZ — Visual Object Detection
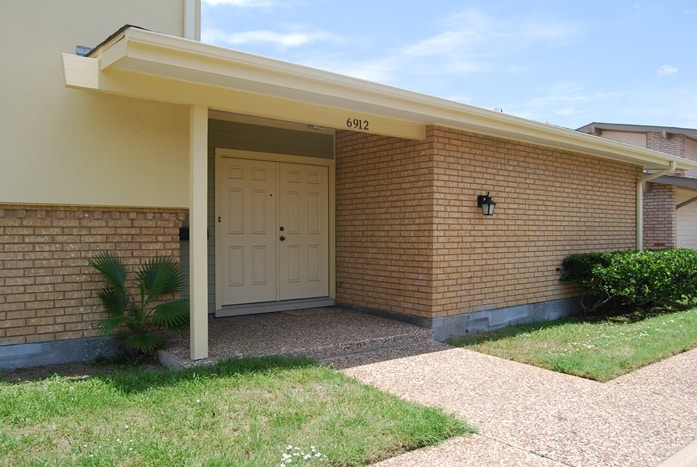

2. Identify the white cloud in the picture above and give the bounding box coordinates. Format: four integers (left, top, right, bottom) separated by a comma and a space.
657, 64, 678, 76
509, 82, 627, 126
307, 56, 401, 83
402, 9, 579, 59
529, 82, 594, 105
202, 28, 334, 48
397, 8, 581, 79
201, 0, 276, 6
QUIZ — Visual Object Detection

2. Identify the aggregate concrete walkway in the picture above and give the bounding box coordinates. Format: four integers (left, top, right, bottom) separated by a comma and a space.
160, 307, 697, 466
344, 346, 697, 466
159, 307, 440, 368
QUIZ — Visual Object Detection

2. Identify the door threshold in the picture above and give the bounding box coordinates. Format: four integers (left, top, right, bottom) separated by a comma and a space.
215, 298, 335, 317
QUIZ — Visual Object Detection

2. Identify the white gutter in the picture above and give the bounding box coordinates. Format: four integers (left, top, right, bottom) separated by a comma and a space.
637, 161, 677, 250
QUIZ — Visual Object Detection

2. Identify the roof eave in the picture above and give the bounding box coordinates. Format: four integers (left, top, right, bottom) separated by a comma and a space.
578, 122, 697, 142
66, 27, 696, 171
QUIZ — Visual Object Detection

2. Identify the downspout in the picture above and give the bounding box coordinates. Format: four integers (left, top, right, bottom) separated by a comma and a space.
637, 161, 676, 250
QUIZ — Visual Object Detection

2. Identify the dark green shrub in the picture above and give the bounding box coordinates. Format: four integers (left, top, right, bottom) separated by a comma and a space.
560, 252, 611, 284
561, 249, 697, 313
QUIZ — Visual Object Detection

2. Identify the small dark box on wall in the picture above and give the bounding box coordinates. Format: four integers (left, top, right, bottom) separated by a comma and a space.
179, 227, 208, 241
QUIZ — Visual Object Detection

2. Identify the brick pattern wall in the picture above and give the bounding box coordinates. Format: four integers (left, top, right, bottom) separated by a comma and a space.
647, 132, 685, 157
335, 132, 435, 317
0, 205, 185, 346
644, 131, 682, 247
643, 183, 677, 249
429, 127, 638, 317
335, 126, 640, 320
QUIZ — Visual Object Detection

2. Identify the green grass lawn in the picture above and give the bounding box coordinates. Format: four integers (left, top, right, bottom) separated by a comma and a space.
0, 356, 472, 466
449, 307, 697, 382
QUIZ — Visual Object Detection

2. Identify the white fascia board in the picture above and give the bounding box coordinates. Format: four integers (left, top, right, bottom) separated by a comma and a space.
77, 27, 696, 171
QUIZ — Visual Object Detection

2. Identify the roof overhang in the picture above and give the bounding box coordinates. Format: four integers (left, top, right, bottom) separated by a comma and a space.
652, 175, 697, 191
62, 26, 695, 171
578, 122, 697, 142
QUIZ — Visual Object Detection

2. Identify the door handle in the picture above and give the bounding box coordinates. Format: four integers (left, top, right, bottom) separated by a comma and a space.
280, 236, 286, 241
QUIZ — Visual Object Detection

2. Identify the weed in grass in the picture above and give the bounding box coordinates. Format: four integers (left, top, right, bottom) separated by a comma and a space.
448, 308, 697, 381
280, 445, 327, 466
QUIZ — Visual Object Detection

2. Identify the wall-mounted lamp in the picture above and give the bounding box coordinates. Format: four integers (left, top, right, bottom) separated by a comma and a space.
477, 192, 496, 216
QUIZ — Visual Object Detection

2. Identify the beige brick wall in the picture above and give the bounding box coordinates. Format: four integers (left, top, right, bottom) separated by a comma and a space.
0, 205, 185, 346
335, 132, 435, 317
429, 127, 638, 317
335, 126, 641, 320
643, 183, 677, 249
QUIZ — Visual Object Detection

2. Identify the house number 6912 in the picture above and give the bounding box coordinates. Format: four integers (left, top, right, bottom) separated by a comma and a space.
346, 118, 370, 131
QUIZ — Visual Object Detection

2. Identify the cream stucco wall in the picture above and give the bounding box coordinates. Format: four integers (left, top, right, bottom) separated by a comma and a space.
683, 138, 697, 179
0, 1, 195, 208
598, 130, 647, 147
677, 188, 697, 249
685, 138, 697, 159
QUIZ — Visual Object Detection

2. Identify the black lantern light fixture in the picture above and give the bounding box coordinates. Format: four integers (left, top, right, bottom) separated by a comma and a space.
477, 192, 496, 216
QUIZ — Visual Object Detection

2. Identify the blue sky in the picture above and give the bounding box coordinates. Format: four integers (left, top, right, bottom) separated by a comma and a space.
200, 0, 696, 130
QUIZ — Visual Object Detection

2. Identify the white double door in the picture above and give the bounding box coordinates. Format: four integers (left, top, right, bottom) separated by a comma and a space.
216, 155, 329, 308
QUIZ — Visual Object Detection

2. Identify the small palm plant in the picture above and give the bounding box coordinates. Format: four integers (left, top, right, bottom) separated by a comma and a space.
89, 251, 190, 360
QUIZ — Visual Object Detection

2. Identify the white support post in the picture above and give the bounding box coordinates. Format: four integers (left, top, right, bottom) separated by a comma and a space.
189, 104, 208, 360
637, 181, 643, 251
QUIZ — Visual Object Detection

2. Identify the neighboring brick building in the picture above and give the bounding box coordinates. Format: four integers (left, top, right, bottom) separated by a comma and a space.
1, 2, 693, 368
577, 123, 697, 249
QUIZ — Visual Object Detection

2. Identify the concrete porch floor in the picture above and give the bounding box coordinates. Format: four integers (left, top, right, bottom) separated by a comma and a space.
158, 307, 451, 369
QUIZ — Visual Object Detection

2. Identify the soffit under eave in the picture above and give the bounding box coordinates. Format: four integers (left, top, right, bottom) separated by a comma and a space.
62, 53, 426, 140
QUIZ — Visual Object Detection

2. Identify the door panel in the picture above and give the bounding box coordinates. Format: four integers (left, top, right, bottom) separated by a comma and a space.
278, 163, 329, 300
216, 158, 276, 305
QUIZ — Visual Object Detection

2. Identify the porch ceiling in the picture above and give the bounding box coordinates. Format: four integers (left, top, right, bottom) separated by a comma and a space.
63, 26, 695, 171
